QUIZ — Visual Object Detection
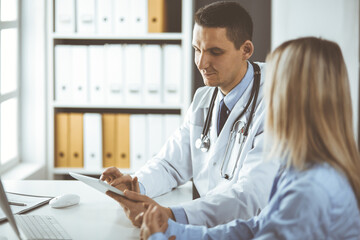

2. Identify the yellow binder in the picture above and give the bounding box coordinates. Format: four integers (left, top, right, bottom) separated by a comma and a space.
55, 113, 69, 168
102, 114, 116, 168
69, 113, 84, 168
115, 114, 130, 168
148, 0, 167, 33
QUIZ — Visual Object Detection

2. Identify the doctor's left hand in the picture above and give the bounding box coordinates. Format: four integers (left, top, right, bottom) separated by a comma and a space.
106, 190, 175, 227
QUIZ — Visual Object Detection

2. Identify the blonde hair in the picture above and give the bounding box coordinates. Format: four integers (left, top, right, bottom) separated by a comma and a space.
265, 37, 360, 207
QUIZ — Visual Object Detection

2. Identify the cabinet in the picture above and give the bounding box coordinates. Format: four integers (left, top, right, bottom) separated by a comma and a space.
47, 0, 194, 179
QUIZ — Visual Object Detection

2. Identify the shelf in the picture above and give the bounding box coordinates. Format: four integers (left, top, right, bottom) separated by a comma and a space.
51, 33, 183, 41
52, 102, 183, 110
53, 168, 134, 175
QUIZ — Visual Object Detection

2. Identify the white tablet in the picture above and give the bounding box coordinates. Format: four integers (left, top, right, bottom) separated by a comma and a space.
69, 172, 125, 197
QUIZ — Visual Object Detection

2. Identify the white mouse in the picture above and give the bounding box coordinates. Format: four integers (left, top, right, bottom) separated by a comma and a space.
49, 194, 80, 208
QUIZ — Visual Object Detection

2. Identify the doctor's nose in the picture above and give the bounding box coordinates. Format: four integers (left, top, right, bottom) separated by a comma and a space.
195, 52, 210, 70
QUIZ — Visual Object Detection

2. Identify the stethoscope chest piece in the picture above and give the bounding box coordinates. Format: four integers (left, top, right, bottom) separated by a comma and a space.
195, 134, 210, 152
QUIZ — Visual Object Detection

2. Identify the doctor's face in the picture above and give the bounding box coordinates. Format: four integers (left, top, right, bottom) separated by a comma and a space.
192, 24, 251, 95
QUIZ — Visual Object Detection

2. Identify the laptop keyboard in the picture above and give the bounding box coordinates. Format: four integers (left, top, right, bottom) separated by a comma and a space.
14, 215, 72, 240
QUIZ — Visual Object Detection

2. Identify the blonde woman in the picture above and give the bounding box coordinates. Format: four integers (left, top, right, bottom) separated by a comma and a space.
139, 37, 360, 239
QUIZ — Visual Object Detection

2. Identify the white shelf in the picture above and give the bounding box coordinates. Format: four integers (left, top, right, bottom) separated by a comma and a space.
52, 33, 183, 41
53, 168, 134, 175
52, 102, 182, 110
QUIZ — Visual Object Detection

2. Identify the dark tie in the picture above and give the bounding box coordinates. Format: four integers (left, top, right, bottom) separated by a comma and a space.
217, 99, 229, 136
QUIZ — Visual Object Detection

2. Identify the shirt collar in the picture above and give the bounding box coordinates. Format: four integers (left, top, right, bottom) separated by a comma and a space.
218, 61, 254, 111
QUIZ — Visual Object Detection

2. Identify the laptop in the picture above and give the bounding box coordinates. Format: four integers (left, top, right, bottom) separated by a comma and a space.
0, 178, 71, 240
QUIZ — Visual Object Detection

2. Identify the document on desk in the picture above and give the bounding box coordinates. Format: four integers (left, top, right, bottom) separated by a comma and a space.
0, 192, 52, 223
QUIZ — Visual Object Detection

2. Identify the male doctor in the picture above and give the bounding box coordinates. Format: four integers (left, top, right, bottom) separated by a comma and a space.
102, 1, 278, 227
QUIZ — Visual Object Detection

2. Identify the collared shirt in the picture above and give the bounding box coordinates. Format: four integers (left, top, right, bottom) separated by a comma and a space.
149, 163, 360, 240
140, 61, 255, 224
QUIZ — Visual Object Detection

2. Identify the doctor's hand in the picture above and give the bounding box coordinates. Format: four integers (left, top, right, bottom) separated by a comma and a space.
140, 204, 173, 240
106, 189, 175, 227
100, 167, 140, 193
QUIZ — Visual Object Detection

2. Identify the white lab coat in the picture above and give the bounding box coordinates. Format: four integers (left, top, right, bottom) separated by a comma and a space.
136, 62, 279, 227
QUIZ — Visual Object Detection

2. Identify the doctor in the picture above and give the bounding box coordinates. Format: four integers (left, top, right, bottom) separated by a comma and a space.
102, 1, 278, 227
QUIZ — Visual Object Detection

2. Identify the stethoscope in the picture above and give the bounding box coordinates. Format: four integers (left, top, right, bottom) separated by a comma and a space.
195, 62, 261, 180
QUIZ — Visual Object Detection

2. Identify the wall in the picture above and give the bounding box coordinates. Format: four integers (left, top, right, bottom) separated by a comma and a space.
272, 0, 359, 142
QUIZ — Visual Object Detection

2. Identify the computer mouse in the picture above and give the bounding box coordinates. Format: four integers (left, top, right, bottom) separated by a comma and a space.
49, 194, 80, 208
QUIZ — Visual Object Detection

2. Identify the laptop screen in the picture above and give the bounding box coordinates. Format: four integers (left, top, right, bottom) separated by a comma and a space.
0, 178, 21, 239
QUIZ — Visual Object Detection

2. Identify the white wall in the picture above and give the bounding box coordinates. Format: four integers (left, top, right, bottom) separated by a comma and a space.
272, 0, 359, 141
20, 0, 47, 178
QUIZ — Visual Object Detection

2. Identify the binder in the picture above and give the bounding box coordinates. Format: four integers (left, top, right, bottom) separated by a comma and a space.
71, 46, 88, 103
89, 45, 106, 103
69, 113, 84, 168
114, 0, 131, 35
147, 114, 163, 159
55, 113, 69, 167
124, 44, 143, 104
77, 0, 96, 34
163, 44, 182, 104
55, 0, 75, 33
115, 114, 130, 168
143, 45, 162, 105
164, 114, 181, 141
83, 113, 102, 170
96, 0, 114, 34
102, 114, 116, 168
130, 0, 148, 34
55, 45, 72, 103
148, 0, 167, 33
105, 44, 124, 104
130, 114, 147, 171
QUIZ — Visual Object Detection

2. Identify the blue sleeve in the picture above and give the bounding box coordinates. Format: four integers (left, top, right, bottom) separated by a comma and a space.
148, 232, 167, 240
170, 206, 189, 224
139, 181, 146, 195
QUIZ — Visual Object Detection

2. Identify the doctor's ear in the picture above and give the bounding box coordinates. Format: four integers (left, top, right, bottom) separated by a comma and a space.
241, 40, 254, 60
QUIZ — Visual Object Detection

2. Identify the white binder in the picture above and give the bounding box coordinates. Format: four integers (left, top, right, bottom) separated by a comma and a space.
147, 114, 164, 159
163, 45, 182, 105
96, 0, 113, 34
124, 44, 143, 104
89, 45, 106, 103
83, 113, 103, 170
129, 0, 148, 35
164, 114, 181, 141
55, 45, 72, 103
130, 114, 147, 172
143, 45, 162, 105
77, 0, 96, 34
71, 46, 88, 103
114, 0, 131, 35
55, 0, 75, 33
105, 44, 124, 104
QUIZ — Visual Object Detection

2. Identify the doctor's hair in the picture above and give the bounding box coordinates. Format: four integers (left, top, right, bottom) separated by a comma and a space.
265, 37, 360, 207
194, 1, 253, 49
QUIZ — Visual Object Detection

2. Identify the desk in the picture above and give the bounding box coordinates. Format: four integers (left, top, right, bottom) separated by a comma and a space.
0, 181, 192, 240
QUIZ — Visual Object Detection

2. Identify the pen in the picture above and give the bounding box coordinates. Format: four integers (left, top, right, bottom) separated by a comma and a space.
9, 201, 27, 206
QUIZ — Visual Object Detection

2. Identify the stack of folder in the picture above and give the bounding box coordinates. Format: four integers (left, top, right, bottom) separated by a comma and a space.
55, 113, 181, 172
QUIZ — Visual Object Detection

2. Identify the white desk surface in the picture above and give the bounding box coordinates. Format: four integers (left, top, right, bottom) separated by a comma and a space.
0, 180, 192, 240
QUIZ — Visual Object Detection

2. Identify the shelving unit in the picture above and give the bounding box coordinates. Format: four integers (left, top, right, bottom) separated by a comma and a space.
46, 0, 194, 179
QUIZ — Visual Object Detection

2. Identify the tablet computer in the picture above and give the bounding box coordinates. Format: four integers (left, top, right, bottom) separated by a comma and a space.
69, 172, 125, 197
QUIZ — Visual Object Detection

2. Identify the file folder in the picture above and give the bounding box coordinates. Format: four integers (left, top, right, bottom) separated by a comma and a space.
71, 46, 88, 103
77, 0, 96, 34
144, 45, 162, 105
114, 0, 131, 35
124, 44, 143, 104
105, 44, 124, 104
130, 0, 148, 34
55, 0, 75, 33
163, 44, 182, 104
102, 114, 116, 168
147, 114, 163, 159
83, 113, 103, 170
89, 45, 106, 103
115, 114, 130, 168
164, 114, 181, 141
148, 0, 167, 33
69, 113, 84, 168
55, 113, 69, 167
130, 114, 147, 171
55, 45, 72, 103
96, 0, 113, 34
